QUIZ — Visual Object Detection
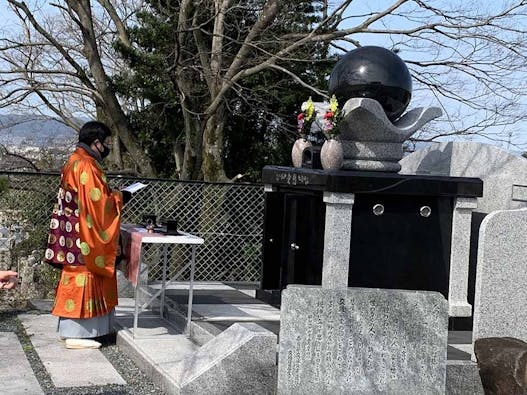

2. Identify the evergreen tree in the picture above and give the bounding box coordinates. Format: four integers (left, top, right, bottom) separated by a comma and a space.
114, 0, 334, 180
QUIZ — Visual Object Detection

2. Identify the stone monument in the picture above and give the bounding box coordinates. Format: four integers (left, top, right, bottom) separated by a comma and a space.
473, 208, 527, 342
294, 46, 442, 172
266, 45, 482, 394
400, 141, 527, 213
277, 286, 448, 394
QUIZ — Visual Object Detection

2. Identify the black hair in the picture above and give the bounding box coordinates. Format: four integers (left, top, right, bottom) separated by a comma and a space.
78, 121, 111, 145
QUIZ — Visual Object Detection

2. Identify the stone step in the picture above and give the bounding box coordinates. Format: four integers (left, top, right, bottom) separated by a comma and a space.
0, 331, 44, 394
115, 314, 199, 394
18, 313, 126, 387
115, 311, 276, 394
115, 293, 278, 394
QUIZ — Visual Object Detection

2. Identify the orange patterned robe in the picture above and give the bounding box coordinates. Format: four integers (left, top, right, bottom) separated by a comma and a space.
50, 146, 123, 319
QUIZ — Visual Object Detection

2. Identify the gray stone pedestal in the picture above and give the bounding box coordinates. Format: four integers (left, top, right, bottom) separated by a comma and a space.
448, 197, 477, 317
322, 192, 354, 289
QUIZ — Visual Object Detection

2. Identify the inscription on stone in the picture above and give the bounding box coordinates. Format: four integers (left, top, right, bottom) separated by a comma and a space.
277, 285, 448, 394
275, 172, 310, 186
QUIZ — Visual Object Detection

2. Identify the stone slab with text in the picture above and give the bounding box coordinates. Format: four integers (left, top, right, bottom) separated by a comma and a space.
277, 285, 448, 394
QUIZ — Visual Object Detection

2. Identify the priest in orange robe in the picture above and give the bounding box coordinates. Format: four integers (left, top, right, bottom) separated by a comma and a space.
45, 121, 124, 349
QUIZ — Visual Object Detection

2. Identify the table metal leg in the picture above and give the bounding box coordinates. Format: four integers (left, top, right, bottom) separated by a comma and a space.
160, 244, 168, 318
142, 261, 190, 309
133, 283, 139, 339
185, 245, 196, 335
132, 243, 143, 339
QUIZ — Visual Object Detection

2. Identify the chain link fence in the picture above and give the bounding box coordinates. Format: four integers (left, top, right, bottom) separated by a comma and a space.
0, 171, 265, 285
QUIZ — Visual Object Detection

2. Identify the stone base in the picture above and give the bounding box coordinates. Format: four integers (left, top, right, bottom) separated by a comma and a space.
449, 302, 472, 317
179, 323, 277, 394
446, 360, 484, 395
117, 320, 277, 395
341, 140, 403, 161
342, 158, 401, 172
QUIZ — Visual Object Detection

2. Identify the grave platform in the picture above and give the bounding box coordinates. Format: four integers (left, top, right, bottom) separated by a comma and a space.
115, 282, 482, 394
27, 282, 481, 393
158, 282, 472, 360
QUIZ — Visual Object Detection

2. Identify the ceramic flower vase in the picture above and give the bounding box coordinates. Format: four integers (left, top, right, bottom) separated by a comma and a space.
291, 138, 312, 168
320, 138, 343, 170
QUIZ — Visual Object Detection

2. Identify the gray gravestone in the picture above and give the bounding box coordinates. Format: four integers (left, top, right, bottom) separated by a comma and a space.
277, 285, 448, 394
322, 192, 354, 289
400, 141, 527, 213
473, 208, 527, 342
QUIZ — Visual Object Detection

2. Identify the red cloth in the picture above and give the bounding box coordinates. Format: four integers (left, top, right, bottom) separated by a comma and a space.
120, 224, 163, 286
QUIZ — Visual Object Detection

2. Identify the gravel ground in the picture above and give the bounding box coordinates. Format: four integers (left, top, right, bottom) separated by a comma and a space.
0, 309, 166, 395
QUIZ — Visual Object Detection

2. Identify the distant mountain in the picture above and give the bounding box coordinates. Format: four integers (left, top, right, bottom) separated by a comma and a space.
0, 114, 78, 148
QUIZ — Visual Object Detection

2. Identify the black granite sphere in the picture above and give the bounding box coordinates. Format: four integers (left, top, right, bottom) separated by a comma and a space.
328, 46, 412, 121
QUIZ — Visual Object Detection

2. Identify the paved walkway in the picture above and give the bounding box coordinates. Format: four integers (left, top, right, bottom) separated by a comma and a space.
0, 314, 127, 394
19, 314, 126, 388
0, 331, 43, 394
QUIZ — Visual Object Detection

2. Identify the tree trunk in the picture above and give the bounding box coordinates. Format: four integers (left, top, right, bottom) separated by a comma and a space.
66, 0, 156, 177
96, 106, 122, 169
201, 104, 228, 182
180, 101, 204, 180
173, 139, 185, 179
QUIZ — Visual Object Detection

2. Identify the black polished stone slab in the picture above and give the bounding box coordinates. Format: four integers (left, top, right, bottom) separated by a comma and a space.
262, 165, 483, 197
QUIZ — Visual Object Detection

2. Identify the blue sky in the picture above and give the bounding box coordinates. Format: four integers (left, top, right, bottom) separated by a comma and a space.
336, 0, 527, 152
